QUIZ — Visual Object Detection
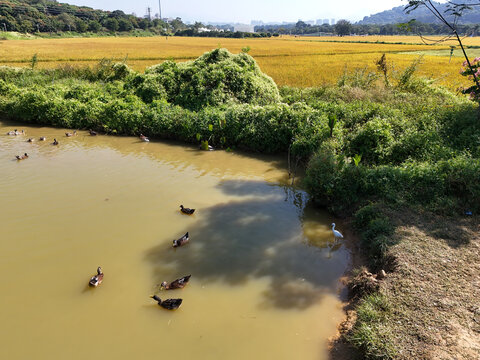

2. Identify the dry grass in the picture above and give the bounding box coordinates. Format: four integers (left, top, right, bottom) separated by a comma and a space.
330, 211, 480, 360
0, 35, 474, 89
378, 211, 479, 359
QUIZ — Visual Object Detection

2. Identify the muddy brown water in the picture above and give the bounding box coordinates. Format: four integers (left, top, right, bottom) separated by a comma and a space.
0, 122, 350, 360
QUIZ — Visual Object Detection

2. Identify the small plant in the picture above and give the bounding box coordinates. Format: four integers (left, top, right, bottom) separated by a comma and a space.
30, 53, 38, 70
353, 154, 362, 166
397, 55, 423, 89
375, 53, 390, 87
200, 140, 209, 150
241, 46, 251, 53
328, 114, 337, 137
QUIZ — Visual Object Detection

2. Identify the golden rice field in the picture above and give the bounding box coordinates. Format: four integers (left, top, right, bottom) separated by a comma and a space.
1, 34, 477, 89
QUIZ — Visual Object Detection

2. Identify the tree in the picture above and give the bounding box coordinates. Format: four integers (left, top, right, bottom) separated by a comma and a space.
335, 19, 352, 36
170, 17, 185, 32
104, 18, 119, 32
74, 18, 87, 33
88, 20, 101, 32
118, 18, 133, 32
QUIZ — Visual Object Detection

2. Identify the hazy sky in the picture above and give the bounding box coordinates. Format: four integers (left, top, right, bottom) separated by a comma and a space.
66, 0, 407, 23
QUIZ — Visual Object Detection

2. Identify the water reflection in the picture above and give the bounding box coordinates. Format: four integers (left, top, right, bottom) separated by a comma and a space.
0, 121, 349, 360
146, 180, 348, 310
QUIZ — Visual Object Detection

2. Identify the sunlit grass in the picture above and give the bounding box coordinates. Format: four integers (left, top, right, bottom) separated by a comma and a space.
0, 35, 473, 90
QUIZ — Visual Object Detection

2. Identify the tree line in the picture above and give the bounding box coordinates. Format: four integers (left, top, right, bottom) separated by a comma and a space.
256, 20, 480, 36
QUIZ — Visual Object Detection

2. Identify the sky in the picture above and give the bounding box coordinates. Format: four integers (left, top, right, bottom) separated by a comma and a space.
66, 0, 407, 24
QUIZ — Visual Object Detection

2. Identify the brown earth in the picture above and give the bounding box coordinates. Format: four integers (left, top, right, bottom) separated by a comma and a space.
329, 210, 480, 360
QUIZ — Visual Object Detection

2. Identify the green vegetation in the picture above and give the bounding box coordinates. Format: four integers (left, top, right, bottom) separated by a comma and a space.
0, 50, 478, 219
0, 47, 478, 360
348, 293, 397, 359
0, 0, 271, 38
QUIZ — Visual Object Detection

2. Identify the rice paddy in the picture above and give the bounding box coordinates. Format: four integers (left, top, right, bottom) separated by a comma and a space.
0, 34, 476, 89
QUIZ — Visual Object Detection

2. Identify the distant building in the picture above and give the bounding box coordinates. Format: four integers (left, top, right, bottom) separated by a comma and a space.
331, 18, 336, 25
251, 20, 264, 26
305, 20, 315, 25
234, 24, 255, 33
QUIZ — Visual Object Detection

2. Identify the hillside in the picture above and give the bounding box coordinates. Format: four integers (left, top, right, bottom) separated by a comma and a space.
0, 0, 161, 33
359, 2, 480, 25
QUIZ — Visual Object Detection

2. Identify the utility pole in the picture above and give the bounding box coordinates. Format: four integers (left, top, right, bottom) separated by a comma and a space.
158, 0, 162, 20
147, 7, 151, 21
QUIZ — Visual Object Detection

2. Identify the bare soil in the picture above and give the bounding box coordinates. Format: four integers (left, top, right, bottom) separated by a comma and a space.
330, 210, 480, 360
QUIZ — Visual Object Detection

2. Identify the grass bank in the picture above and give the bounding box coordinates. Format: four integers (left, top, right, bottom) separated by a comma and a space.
0, 49, 479, 359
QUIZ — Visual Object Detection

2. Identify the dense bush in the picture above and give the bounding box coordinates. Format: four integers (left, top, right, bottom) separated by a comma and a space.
0, 51, 478, 218
139, 49, 281, 110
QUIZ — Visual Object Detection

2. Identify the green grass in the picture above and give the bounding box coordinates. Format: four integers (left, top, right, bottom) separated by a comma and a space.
348, 293, 397, 360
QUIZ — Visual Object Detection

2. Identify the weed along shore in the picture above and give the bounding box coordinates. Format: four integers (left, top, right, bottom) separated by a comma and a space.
1, 49, 479, 359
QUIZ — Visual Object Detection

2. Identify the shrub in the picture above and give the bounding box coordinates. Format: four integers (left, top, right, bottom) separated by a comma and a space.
144, 49, 280, 110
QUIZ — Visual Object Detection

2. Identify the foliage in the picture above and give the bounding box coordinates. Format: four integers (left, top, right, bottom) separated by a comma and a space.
141, 49, 281, 110
349, 293, 397, 359
335, 20, 353, 36
0, 51, 478, 220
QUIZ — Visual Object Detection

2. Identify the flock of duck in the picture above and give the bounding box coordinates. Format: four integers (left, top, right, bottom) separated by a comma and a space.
7, 127, 345, 310
88, 205, 195, 310
8, 128, 149, 161
8, 127, 194, 310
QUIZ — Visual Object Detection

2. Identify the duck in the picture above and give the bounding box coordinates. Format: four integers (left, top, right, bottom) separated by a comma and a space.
15, 153, 28, 160
39, 136, 46, 141
160, 275, 191, 290
139, 134, 150, 142
331, 223, 344, 239
180, 205, 195, 215
150, 295, 183, 310
7, 129, 17, 135
52, 138, 59, 145
65, 130, 77, 137
89, 267, 104, 287
27, 138, 35, 142
89, 129, 97, 136
15, 130, 25, 136
173, 232, 189, 247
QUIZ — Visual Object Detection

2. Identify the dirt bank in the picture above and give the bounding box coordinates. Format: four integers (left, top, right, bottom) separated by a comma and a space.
329, 210, 480, 360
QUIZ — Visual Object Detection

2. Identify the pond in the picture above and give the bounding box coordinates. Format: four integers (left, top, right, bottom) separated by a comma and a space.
0, 122, 350, 360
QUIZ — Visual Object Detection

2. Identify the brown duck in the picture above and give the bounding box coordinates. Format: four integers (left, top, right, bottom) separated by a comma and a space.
89, 267, 104, 287
173, 232, 189, 247
15, 153, 28, 160
161, 275, 191, 290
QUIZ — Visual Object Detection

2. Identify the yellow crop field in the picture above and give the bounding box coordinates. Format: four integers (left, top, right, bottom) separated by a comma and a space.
0, 35, 474, 89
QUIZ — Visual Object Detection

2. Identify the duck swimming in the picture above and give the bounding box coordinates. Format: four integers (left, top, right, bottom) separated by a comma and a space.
15, 130, 25, 135
150, 295, 183, 310
173, 232, 189, 247
39, 137, 46, 141
27, 138, 35, 142
89, 130, 97, 136
7, 129, 17, 135
65, 130, 77, 137
52, 139, 59, 145
15, 153, 28, 160
180, 205, 195, 215
89, 267, 104, 287
139, 134, 149, 142
160, 275, 191, 290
